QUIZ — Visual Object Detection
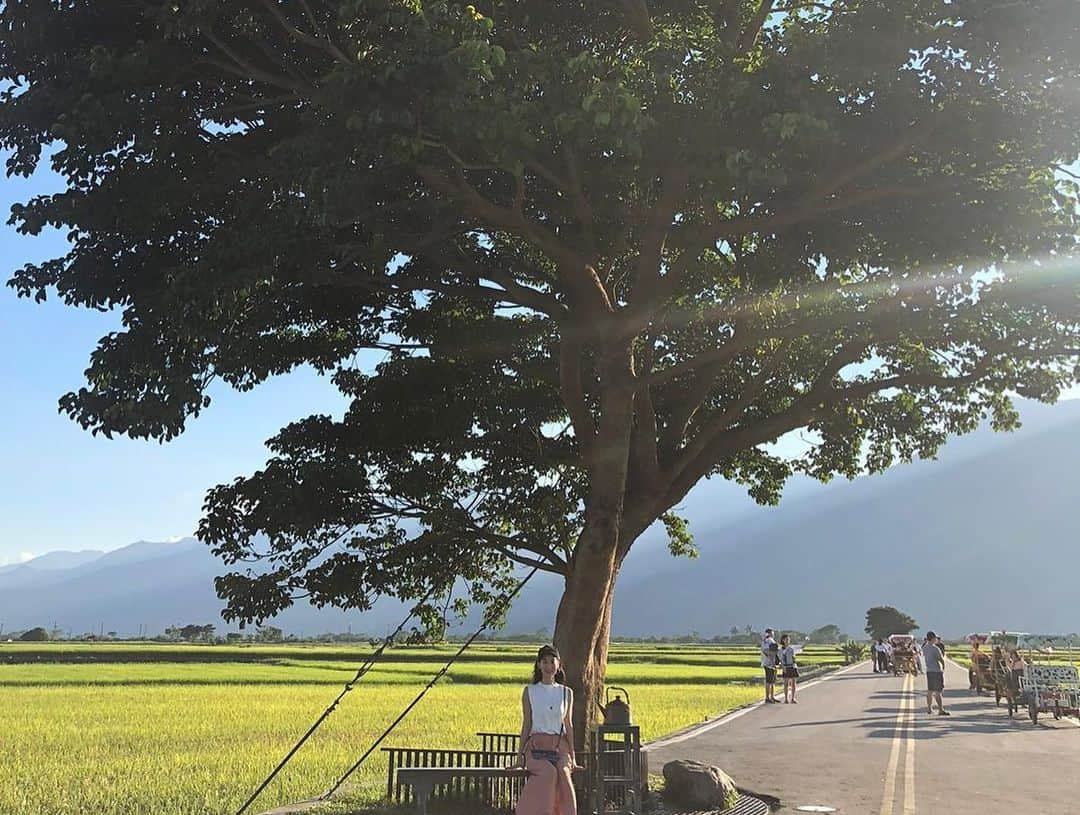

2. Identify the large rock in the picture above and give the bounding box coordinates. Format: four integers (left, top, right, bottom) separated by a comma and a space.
662, 759, 738, 810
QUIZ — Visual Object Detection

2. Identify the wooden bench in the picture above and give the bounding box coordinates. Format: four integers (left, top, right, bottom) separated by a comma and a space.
383, 746, 520, 807
396, 766, 585, 815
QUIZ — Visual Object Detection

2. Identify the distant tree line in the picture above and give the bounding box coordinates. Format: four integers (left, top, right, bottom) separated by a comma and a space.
2, 622, 852, 645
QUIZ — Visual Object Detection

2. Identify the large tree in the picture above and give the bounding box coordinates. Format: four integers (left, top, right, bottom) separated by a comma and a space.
865, 606, 918, 641
3, 1, 1078, 736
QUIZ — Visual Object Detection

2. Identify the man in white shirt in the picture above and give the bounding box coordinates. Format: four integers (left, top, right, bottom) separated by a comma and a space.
923, 631, 950, 715
873, 639, 887, 672
761, 628, 780, 703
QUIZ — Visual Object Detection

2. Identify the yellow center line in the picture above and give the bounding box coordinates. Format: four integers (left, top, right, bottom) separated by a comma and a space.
903, 677, 916, 815
879, 672, 912, 815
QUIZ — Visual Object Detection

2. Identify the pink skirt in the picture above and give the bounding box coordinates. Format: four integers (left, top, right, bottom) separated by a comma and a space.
515, 734, 577, 815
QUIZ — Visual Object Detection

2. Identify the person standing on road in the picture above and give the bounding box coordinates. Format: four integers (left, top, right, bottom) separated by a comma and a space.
761, 628, 780, 703
1007, 647, 1027, 693
873, 638, 887, 673
969, 640, 989, 694
922, 632, 950, 716
780, 634, 799, 703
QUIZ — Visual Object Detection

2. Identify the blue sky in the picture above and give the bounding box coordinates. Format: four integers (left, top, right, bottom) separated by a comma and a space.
0, 161, 353, 563
3, 156, 1076, 566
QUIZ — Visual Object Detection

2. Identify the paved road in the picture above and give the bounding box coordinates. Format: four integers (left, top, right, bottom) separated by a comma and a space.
645, 660, 1080, 814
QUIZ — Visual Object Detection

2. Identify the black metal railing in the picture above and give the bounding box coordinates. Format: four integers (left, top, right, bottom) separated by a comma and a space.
476, 731, 520, 755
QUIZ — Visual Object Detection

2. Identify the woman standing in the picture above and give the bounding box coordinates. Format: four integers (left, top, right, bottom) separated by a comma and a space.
1006, 647, 1027, 692
780, 634, 799, 703
514, 644, 579, 815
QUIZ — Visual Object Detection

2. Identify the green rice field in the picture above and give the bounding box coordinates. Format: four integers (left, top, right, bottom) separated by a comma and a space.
0, 642, 845, 815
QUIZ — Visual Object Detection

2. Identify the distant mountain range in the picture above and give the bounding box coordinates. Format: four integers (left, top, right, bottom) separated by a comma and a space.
0, 549, 103, 575
606, 398, 1080, 640
2, 399, 1078, 639
0, 537, 403, 637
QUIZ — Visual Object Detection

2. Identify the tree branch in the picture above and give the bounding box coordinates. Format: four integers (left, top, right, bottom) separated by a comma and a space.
663, 336, 794, 488
615, 0, 654, 41
626, 342, 660, 511
413, 164, 607, 313
708, 0, 743, 42
657, 353, 999, 516
559, 336, 596, 451
481, 533, 568, 574
805, 120, 935, 203
200, 28, 314, 95
630, 164, 691, 306
251, 0, 353, 65
651, 122, 941, 306
646, 286, 899, 388
374, 496, 570, 574
337, 267, 548, 311
1054, 164, 1080, 182
444, 246, 566, 319
736, 0, 776, 52
562, 144, 598, 253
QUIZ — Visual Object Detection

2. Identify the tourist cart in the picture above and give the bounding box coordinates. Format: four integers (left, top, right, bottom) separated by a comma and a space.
1014, 634, 1080, 724
887, 634, 919, 675
987, 631, 1024, 714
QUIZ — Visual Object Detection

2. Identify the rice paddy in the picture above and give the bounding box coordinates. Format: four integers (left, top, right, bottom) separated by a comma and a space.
0, 642, 844, 815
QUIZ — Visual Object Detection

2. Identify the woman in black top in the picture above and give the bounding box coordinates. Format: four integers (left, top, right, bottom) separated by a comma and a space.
780, 634, 799, 703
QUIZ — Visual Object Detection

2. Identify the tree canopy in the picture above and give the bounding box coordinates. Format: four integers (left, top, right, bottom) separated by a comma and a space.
808, 624, 841, 644
3, 0, 1078, 725
865, 606, 919, 640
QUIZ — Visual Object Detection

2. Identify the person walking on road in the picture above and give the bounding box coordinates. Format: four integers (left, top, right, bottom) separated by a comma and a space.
922, 632, 950, 716
761, 628, 780, 703
873, 638, 888, 673
969, 640, 989, 694
1006, 647, 1027, 694
780, 634, 799, 703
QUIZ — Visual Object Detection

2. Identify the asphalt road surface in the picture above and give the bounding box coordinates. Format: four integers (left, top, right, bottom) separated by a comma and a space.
645, 660, 1080, 814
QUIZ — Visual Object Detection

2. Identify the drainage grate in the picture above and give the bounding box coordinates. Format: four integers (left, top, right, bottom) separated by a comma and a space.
670, 793, 770, 815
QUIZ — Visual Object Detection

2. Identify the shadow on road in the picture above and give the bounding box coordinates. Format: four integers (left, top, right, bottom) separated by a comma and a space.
764, 714, 899, 729
765, 681, 1080, 739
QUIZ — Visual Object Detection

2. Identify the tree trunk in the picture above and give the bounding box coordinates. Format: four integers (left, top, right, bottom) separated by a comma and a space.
553, 534, 618, 750
552, 341, 635, 749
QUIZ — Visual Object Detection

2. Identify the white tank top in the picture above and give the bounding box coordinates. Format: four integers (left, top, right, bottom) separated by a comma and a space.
527, 682, 568, 735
